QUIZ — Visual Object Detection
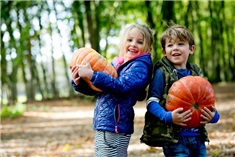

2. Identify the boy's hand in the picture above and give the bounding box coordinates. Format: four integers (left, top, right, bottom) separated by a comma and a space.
200, 106, 216, 124
172, 108, 192, 126
70, 65, 81, 85
78, 60, 94, 80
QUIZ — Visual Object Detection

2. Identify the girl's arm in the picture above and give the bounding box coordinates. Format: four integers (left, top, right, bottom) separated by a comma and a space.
71, 80, 98, 96
70, 65, 98, 96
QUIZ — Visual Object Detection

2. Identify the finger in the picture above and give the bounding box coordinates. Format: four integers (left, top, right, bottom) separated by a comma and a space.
201, 107, 212, 118
200, 115, 209, 124
74, 78, 80, 85
182, 109, 192, 118
179, 122, 187, 127
72, 69, 79, 78
203, 107, 211, 113
200, 121, 207, 124
175, 107, 184, 113
72, 72, 78, 80
70, 65, 75, 71
183, 117, 192, 122
200, 114, 210, 123
71, 65, 78, 73
211, 106, 216, 112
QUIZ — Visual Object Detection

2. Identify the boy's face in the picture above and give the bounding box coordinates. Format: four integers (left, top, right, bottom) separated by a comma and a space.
123, 28, 144, 62
162, 37, 194, 69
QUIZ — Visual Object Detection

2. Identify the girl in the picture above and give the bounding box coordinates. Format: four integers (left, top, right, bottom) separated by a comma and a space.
70, 24, 154, 157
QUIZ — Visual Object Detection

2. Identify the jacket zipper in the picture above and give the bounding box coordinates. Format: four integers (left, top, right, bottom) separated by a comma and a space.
114, 104, 120, 133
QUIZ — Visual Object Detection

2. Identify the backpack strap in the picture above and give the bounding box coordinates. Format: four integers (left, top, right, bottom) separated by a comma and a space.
155, 57, 204, 107
188, 62, 204, 77
154, 57, 179, 107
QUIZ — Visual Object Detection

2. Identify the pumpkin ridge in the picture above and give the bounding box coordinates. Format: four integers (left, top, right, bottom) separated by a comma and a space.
103, 62, 114, 75
166, 76, 215, 128
176, 78, 195, 104
93, 58, 106, 71
70, 47, 118, 92
77, 48, 91, 64
166, 94, 193, 110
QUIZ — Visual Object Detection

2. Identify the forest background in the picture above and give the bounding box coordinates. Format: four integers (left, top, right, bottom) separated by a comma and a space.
1, 1, 235, 157
1, 0, 235, 104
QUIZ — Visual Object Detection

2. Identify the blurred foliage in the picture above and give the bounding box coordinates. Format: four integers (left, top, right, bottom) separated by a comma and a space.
1, 0, 234, 104
1, 103, 26, 119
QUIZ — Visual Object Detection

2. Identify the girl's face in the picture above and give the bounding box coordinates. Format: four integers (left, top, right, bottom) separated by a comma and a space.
123, 28, 144, 62
163, 37, 194, 69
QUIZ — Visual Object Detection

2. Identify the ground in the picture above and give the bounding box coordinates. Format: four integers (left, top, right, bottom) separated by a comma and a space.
1, 82, 235, 157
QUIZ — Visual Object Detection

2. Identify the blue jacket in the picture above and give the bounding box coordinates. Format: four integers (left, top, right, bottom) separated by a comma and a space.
71, 54, 153, 134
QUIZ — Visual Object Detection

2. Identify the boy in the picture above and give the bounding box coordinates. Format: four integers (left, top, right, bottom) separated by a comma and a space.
140, 24, 220, 157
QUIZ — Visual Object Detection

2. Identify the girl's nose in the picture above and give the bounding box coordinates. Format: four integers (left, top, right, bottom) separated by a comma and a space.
130, 41, 137, 46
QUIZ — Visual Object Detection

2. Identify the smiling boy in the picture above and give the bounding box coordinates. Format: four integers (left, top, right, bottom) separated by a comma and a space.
141, 24, 220, 157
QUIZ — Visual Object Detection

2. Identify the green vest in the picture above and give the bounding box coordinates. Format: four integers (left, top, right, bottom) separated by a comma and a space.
140, 57, 209, 147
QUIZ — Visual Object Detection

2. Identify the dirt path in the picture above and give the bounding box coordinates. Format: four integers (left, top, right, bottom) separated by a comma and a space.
1, 83, 235, 157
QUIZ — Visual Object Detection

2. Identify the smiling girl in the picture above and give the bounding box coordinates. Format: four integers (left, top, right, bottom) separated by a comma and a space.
70, 24, 154, 157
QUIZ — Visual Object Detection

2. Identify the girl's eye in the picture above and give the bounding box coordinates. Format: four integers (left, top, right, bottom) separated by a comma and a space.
137, 41, 143, 44
127, 39, 132, 42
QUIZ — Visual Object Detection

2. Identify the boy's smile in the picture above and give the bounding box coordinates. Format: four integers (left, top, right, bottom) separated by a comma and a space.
163, 37, 194, 69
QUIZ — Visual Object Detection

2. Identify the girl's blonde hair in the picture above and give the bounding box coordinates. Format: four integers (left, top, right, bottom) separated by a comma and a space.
160, 24, 195, 51
119, 24, 154, 57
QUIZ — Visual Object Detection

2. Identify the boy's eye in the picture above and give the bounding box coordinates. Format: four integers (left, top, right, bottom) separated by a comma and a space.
127, 39, 132, 42
167, 44, 173, 47
178, 42, 185, 45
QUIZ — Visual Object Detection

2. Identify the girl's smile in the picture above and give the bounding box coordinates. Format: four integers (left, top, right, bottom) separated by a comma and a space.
123, 28, 144, 62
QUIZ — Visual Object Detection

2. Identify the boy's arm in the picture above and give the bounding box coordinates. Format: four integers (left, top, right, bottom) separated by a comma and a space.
148, 101, 192, 127
147, 69, 172, 123
147, 69, 192, 127
147, 101, 172, 123
200, 106, 220, 124
210, 110, 220, 123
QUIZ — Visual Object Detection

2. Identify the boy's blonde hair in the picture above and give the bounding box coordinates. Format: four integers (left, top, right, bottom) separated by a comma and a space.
119, 24, 154, 57
160, 24, 194, 51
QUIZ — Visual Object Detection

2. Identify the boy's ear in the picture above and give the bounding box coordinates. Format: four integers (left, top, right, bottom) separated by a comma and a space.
190, 45, 195, 55
162, 49, 166, 56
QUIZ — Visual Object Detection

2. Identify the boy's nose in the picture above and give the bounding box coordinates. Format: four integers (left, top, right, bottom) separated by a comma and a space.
173, 44, 179, 50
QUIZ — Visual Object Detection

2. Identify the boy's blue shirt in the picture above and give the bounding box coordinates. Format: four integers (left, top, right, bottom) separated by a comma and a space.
147, 68, 220, 136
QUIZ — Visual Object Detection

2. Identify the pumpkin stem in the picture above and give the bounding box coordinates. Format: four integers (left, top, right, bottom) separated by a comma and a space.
193, 103, 199, 110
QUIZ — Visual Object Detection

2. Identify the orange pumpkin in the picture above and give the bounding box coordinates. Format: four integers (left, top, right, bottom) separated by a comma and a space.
166, 76, 215, 128
70, 47, 118, 92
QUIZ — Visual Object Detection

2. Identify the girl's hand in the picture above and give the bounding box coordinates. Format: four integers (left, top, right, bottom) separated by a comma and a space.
172, 108, 192, 126
70, 65, 81, 85
200, 106, 216, 124
78, 60, 94, 80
